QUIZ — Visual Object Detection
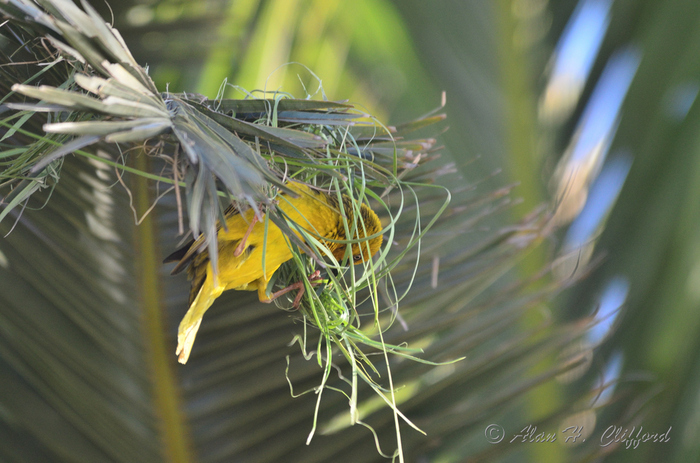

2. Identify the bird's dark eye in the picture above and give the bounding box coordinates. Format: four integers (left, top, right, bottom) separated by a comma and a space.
353, 254, 362, 262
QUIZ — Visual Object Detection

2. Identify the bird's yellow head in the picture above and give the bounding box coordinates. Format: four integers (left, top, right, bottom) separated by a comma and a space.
332, 198, 383, 264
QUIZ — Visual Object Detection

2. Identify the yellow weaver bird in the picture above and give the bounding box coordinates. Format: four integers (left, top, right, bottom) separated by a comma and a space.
165, 182, 383, 363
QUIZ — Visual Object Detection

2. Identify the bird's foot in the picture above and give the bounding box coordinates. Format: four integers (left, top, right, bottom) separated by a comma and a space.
263, 270, 323, 308
233, 209, 261, 257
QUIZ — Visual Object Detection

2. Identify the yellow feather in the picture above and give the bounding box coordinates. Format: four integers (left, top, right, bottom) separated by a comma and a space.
170, 182, 383, 363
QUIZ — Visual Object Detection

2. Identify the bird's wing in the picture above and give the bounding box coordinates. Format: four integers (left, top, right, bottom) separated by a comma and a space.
187, 249, 211, 305
163, 200, 251, 275
164, 234, 208, 275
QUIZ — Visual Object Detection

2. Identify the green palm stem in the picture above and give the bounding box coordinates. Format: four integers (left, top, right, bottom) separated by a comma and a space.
494, 1, 565, 463
131, 151, 193, 462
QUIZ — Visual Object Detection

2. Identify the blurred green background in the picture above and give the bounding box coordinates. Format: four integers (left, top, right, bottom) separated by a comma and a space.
2, 0, 700, 462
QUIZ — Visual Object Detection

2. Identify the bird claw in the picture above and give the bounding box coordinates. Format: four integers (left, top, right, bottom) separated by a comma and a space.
292, 270, 322, 307
266, 270, 323, 308
233, 209, 261, 257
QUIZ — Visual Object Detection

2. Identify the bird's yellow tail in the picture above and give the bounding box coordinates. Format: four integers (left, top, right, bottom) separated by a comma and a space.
176, 272, 224, 364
